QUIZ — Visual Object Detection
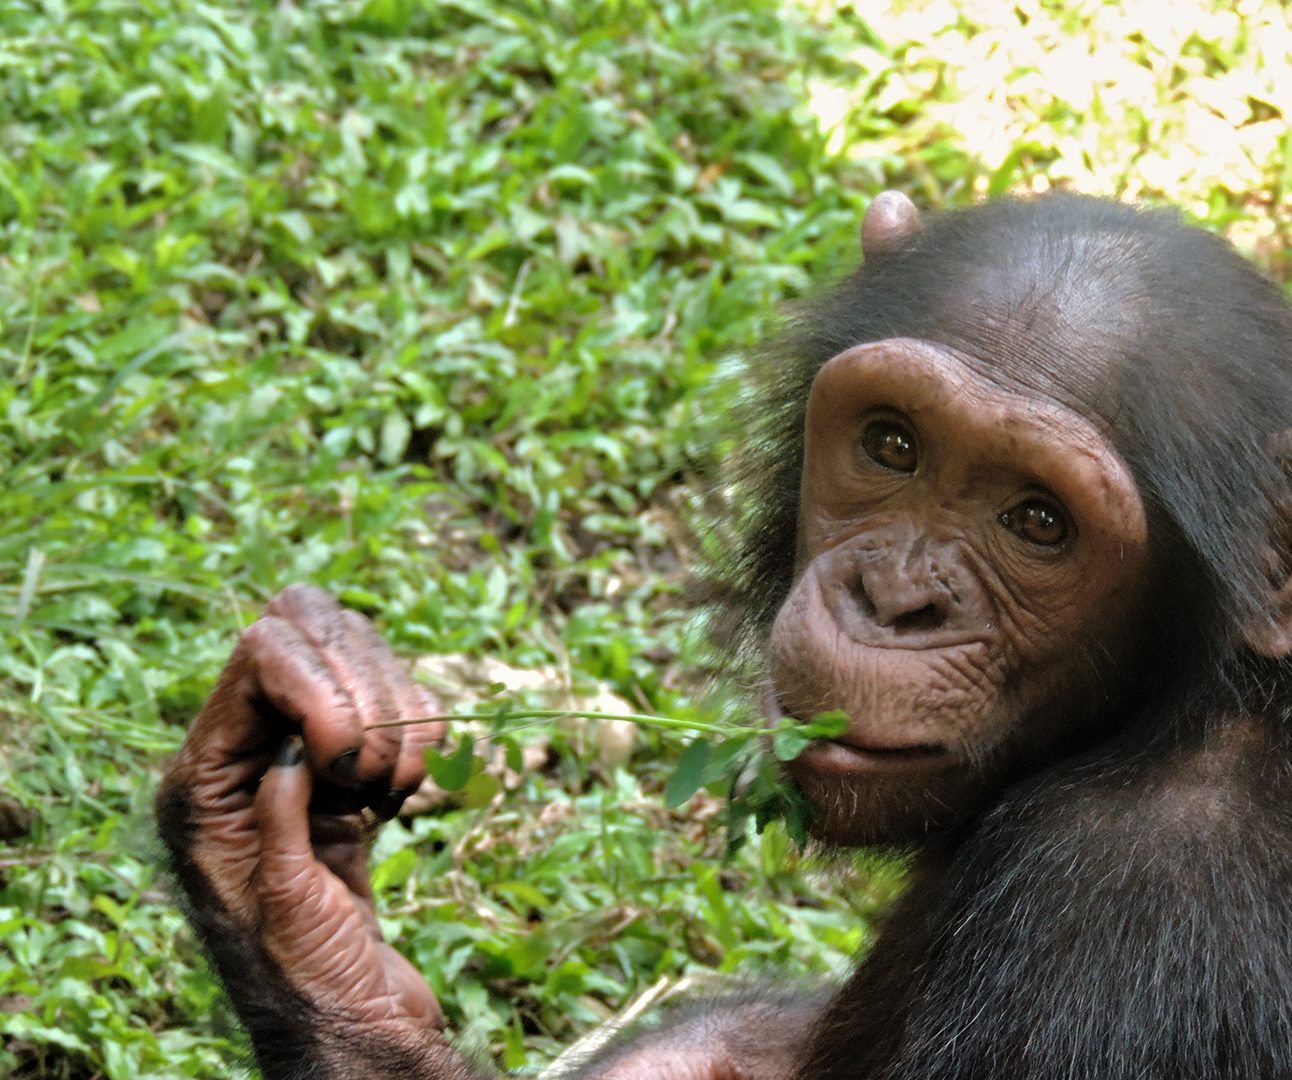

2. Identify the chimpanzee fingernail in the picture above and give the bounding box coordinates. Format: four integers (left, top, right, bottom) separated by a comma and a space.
330, 749, 361, 787
376, 786, 418, 820
276, 737, 304, 769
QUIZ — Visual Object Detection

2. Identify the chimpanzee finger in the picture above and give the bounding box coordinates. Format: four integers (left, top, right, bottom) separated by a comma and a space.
240, 615, 365, 777
308, 812, 374, 902
349, 647, 445, 818
375, 684, 446, 819
339, 608, 404, 786
308, 812, 383, 940
266, 586, 403, 791
252, 739, 319, 904
254, 740, 381, 942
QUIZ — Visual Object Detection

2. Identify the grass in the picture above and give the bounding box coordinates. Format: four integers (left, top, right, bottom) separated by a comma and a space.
0, 0, 1288, 1075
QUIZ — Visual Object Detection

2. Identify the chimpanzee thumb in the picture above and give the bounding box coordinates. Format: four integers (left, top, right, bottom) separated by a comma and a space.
254, 738, 318, 897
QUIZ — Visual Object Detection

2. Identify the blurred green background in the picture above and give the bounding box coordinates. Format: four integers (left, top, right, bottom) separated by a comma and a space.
1, 0, 1288, 1075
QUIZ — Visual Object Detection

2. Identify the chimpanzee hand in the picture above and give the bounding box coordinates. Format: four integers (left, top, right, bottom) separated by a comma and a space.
156, 585, 453, 1074
159, 587, 823, 1080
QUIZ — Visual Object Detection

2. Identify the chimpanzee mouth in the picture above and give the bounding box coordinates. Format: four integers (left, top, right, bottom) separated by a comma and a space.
762, 687, 954, 777
795, 737, 952, 777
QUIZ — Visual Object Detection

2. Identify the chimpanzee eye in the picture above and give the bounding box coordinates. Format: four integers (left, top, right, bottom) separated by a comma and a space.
859, 417, 919, 473
999, 498, 1072, 548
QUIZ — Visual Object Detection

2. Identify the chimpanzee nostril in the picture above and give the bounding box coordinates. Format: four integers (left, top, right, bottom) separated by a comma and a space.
853, 567, 949, 634
891, 603, 945, 634
852, 581, 877, 620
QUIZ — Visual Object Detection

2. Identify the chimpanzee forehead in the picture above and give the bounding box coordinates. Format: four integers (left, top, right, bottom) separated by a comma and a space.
804, 336, 1149, 548
813, 336, 1118, 451
924, 244, 1145, 429
843, 211, 1179, 434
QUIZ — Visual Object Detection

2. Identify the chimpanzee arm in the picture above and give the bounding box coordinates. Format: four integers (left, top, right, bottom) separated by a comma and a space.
558, 989, 831, 1079
157, 586, 825, 1080
155, 585, 461, 1078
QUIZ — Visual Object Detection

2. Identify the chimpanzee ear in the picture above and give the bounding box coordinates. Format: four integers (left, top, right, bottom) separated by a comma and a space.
1244, 431, 1292, 658
861, 191, 922, 259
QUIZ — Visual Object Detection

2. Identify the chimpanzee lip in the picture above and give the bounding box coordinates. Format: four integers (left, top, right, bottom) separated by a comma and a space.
795, 735, 953, 777
835, 736, 947, 758
763, 686, 954, 776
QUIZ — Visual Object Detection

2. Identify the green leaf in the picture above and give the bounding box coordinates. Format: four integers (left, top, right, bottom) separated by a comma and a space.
502, 1015, 527, 1071
773, 709, 847, 759
378, 412, 411, 465
801, 709, 849, 739
371, 847, 417, 892
772, 728, 811, 761
664, 738, 712, 807
704, 731, 755, 783
425, 737, 475, 791
493, 880, 550, 911
495, 733, 525, 773
461, 770, 502, 809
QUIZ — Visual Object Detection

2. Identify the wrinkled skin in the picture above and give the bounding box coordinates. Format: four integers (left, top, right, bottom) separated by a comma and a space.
158, 585, 803, 1078
159, 191, 1292, 1079
769, 338, 1153, 845
155, 587, 448, 1051
156, 371, 1155, 1073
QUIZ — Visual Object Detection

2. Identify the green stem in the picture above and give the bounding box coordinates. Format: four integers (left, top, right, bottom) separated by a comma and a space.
367, 708, 746, 738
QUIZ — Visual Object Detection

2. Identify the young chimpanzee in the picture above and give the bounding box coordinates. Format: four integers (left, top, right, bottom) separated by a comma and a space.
156, 192, 1292, 1079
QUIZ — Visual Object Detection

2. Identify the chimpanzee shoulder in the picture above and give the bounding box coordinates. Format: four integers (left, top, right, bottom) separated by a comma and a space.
799, 714, 1292, 1080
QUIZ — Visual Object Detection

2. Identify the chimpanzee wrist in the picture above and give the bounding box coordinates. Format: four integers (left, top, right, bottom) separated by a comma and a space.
247, 1014, 461, 1080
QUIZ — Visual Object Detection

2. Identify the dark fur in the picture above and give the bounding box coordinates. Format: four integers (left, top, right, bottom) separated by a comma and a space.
795, 703, 1292, 1078
711, 196, 1292, 690
709, 195, 1292, 1077
163, 196, 1292, 1078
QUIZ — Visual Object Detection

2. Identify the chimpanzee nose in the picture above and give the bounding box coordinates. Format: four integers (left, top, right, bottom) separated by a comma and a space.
854, 565, 949, 634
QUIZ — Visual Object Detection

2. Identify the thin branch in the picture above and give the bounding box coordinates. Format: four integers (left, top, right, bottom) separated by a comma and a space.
367, 708, 746, 738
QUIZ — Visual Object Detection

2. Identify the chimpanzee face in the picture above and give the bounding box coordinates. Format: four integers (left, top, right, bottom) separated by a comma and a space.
766, 337, 1152, 845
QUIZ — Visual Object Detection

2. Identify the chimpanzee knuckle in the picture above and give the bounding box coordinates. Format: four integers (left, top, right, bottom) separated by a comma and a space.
236, 620, 398, 787
407, 716, 445, 751
265, 583, 345, 624
339, 607, 397, 660
351, 718, 401, 785
339, 611, 419, 721
398, 684, 432, 726
240, 611, 289, 646
404, 683, 443, 724
401, 721, 441, 770
241, 617, 343, 713
383, 697, 443, 799
265, 586, 360, 661
257, 669, 334, 729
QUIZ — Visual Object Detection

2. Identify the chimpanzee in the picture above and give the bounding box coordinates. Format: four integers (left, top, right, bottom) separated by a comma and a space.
156, 192, 1292, 1080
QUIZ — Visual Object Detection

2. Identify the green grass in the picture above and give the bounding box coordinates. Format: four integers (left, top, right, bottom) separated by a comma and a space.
1, 0, 1288, 1075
